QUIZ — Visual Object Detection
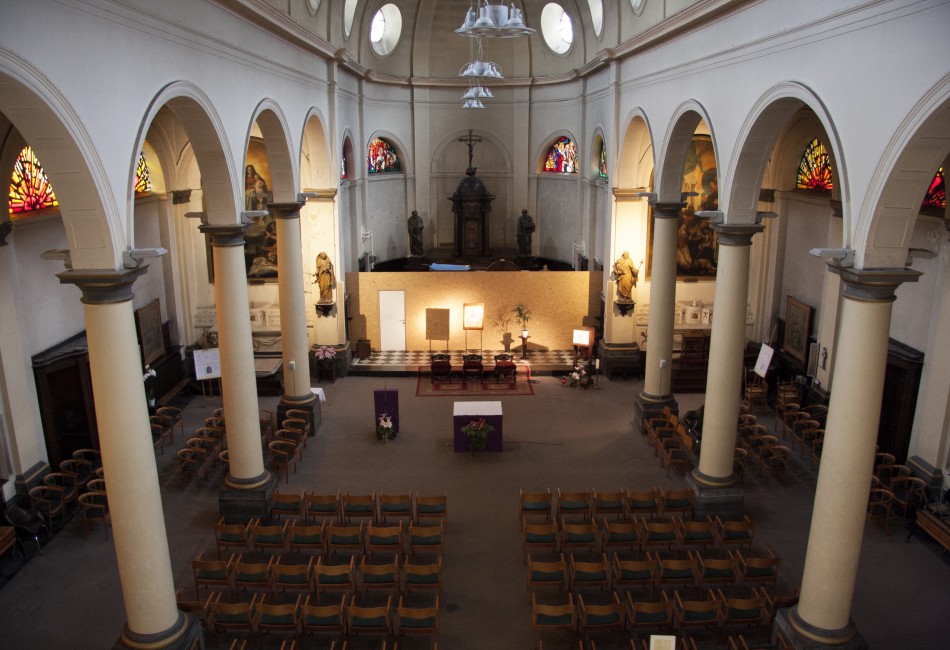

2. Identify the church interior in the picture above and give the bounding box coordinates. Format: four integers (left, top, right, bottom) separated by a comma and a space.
1, 1, 949, 648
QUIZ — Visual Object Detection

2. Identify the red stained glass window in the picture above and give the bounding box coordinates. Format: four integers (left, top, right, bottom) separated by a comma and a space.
543, 136, 577, 174
367, 137, 401, 173
796, 138, 833, 192
921, 167, 945, 212
9, 146, 58, 215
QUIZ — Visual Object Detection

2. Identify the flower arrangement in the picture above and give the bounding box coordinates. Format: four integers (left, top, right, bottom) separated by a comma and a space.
313, 345, 337, 360
376, 414, 395, 442
461, 417, 494, 453
569, 364, 587, 387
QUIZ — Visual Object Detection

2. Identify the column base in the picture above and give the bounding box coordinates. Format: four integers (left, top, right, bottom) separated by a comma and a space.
633, 391, 678, 435
219, 473, 278, 524
686, 470, 745, 518
278, 393, 321, 436
115, 612, 203, 650
776, 607, 867, 649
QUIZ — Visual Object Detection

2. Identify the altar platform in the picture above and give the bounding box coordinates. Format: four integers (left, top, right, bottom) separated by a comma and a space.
350, 348, 577, 376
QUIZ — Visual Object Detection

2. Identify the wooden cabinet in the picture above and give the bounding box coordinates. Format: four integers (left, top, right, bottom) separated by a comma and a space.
878, 339, 923, 464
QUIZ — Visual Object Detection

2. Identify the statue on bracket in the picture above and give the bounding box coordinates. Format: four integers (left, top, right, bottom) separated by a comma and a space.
408, 210, 424, 256
612, 251, 640, 301
315, 252, 335, 303
516, 209, 535, 257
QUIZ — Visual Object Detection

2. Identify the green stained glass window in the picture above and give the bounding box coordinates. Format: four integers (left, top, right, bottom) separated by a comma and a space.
9, 146, 58, 215
599, 140, 608, 179
796, 138, 833, 192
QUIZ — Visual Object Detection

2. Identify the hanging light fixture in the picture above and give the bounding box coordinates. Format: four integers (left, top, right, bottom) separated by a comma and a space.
456, 1, 535, 38
462, 99, 486, 109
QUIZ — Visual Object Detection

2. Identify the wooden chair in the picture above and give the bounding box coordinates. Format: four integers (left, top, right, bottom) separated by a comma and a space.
866, 487, 894, 537
560, 518, 598, 554
611, 553, 654, 596
150, 414, 175, 449
890, 476, 928, 521
676, 516, 716, 551
674, 589, 723, 636
781, 411, 810, 442
876, 464, 912, 489
342, 491, 377, 523
601, 518, 641, 554
461, 353, 484, 383
77, 490, 110, 538
377, 492, 414, 523
577, 591, 626, 641
176, 447, 209, 487
155, 405, 184, 442
644, 405, 674, 439
346, 594, 393, 637
569, 553, 611, 592
654, 554, 698, 593
789, 419, 821, 455
661, 487, 695, 518
592, 488, 628, 520
43, 472, 79, 509
557, 488, 592, 521
718, 588, 770, 639
744, 369, 768, 410
734, 547, 781, 590
802, 404, 828, 426
522, 521, 559, 559
396, 594, 440, 641
402, 556, 443, 595
71, 448, 103, 474
530, 592, 575, 646
624, 591, 673, 636
281, 418, 310, 450
714, 515, 755, 549
150, 422, 169, 454
413, 493, 448, 527
304, 491, 342, 523
192, 550, 235, 595
493, 353, 517, 382
58, 457, 94, 493
408, 523, 444, 558
232, 554, 274, 596
430, 353, 453, 384
270, 491, 304, 521
299, 593, 346, 640
288, 521, 326, 556
691, 550, 738, 590
626, 488, 661, 520
366, 522, 404, 558
526, 553, 568, 592
641, 519, 678, 553
269, 439, 300, 483
213, 517, 249, 557
357, 557, 400, 600
327, 521, 364, 558
520, 488, 553, 521
208, 593, 258, 643
271, 556, 314, 599
254, 594, 301, 645
757, 445, 790, 482
248, 518, 289, 557
28, 485, 66, 530
313, 556, 356, 599
659, 426, 694, 477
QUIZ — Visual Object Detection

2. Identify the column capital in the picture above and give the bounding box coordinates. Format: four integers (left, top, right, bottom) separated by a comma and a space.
0, 221, 11, 246
830, 265, 921, 302
270, 201, 306, 219
171, 189, 193, 204
653, 202, 686, 218
56, 267, 148, 304
712, 222, 765, 246
199, 223, 248, 247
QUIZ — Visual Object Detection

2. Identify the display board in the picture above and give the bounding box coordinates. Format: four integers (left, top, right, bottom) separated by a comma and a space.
194, 348, 222, 379
426, 308, 450, 341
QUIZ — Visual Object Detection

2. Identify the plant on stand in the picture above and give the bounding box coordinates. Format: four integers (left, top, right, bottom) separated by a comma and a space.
143, 365, 157, 407
513, 304, 532, 339
491, 304, 514, 352
461, 417, 494, 453
377, 414, 395, 442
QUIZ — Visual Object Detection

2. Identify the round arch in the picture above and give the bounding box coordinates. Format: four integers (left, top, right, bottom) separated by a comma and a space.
616, 110, 655, 189
0, 47, 118, 269
300, 108, 332, 189
535, 130, 580, 174
248, 100, 297, 204
654, 101, 717, 205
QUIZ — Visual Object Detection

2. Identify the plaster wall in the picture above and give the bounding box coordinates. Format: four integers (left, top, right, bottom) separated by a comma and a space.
346, 271, 600, 352
780, 196, 832, 329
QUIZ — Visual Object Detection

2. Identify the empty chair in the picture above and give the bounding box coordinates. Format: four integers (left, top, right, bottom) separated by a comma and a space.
624, 591, 674, 636
520, 488, 553, 521
270, 491, 304, 521
150, 414, 174, 449
288, 521, 326, 556
674, 589, 723, 637
577, 591, 626, 641
654, 554, 698, 592
192, 550, 235, 595
735, 547, 781, 590
299, 593, 346, 640
641, 519, 677, 552
866, 487, 894, 537
396, 594, 440, 641
744, 369, 768, 410
346, 594, 393, 637
644, 405, 674, 440
71, 448, 103, 474
366, 522, 405, 558
522, 521, 559, 559
789, 419, 821, 455
591, 488, 628, 520
493, 353, 517, 382
557, 488, 592, 521
28, 485, 66, 530
176, 447, 210, 487
155, 405, 184, 442
526, 553, 568, 592
281, 418, 310, 449
659, 425, 694, 476
269, 439, 300, 483
275, 427, 307, 455
43, 472, 79, 509
781, 410, 810, 442
77, 490, 110, 539
676, 516, 716, 551
718, 588, 770, 638
692, 550, 739, 589
271, 557, 314, 599
402, 556, 443, 595
625, 488, 661, 520
758, 445, 790, 482
611, 553, 654, 596
601, 518, 641, 554
213, 518, 249, 557
560, 518, 598, 553
255, 594, 301, 644
248, 519, 289, 556
342, 491, 377, 523
232, 554, 273, 596
408, 523, 444, 558
430, 353, 453, 383
530, 592, 575, 647
357, 557, 400, 599
802, 403, 828, 426
258, 408, 275, 441
413, 493, 448, 527
208, 592, 258, 643
304, 491, 342, 523
569, 553, 611, 592
889, 476, 928, 521
660, 487, 695, 518
313, 556, 356, 598
461, 353, 484, 383
327, 521, 364, 558
4, 503, 48, 557
377, 492, 413, 523
876, 463, 912, 489
715, 515, 755, 549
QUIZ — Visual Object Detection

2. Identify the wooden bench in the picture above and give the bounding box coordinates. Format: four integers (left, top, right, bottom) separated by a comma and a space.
913, 508, 950, 553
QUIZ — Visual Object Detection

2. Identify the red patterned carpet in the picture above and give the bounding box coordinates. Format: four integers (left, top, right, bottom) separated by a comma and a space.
415, 373, 534, 397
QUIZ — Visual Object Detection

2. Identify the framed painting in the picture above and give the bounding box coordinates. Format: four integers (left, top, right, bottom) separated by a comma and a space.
136, 299, 164, 366
208, 136, 278, 283
783, 296, 812, 365
646, 134, 719, 280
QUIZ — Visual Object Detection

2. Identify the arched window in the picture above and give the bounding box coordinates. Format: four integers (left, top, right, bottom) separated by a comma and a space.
367, 137, 401, 173
599, 140, 608, 179
543, 136, 577, 174
134, 153, 153, 194
796, 138, 834, 192
9, 146, 58, 215
921, 167, 945, 213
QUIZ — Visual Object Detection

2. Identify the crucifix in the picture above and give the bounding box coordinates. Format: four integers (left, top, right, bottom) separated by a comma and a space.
458, 129, 482, 175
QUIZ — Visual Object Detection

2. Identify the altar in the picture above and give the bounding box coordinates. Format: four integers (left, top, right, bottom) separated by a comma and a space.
453, 401, 503, 452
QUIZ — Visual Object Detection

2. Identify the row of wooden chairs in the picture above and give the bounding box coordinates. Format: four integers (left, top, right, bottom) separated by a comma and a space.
268, 490, 448, 527
213, 518, 446, 560
525, 547, 780, 596
28, 449, 107, 532
520, 487, 698, 522
531, 587, 788, 647
183, 592, 439, 647
523, 514, 756, 558
193, 552, 443, 601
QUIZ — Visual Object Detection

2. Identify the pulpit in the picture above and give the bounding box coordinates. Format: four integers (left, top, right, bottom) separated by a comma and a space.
450, 170, 494, 257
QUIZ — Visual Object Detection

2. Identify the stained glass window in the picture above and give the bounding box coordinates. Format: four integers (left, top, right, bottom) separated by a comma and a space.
921, 167, 945, 212
9, 146, 58, 215
134, 153, 153, 194
796, 138, 833, 192
341, 156, 347, 180
367, 137, 401, 173
599, 140, 608, 179
543, 136, 577, 174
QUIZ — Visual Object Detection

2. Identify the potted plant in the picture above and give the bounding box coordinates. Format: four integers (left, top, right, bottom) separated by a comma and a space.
376, 414, 395, 442
492, 304, 514, 352
461, 418, 494, 453
513, 304, 532, 339
312, 345, 337, 382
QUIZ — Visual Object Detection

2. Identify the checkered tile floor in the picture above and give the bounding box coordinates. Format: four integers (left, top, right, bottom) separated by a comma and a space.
351, 349, 578, 372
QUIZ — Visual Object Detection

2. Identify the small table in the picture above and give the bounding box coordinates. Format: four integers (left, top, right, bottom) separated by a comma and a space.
520, 335, 530, 359
454, 401, 503, 452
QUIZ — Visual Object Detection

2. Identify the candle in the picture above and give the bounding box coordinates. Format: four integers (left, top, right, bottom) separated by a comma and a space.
595, 358, 600, 370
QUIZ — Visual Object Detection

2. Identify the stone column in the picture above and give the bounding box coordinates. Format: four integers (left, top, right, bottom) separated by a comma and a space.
57, 268, 199, 650
780, 266, 920, 647
690, 223, 763, 514
199, 224, 274, 522
270, 201, 319, 430
634, 202, 683, 430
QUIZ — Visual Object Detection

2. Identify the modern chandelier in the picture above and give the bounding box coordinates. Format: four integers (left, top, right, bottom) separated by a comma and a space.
457, 2, 534, 109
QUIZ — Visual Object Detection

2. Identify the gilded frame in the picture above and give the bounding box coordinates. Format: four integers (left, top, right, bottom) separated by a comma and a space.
783, 296, 812, 365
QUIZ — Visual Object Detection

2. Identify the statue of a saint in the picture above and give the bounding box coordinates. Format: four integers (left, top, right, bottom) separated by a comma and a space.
315, 252, 335, 303
612, 251, 638, 301
408, 210, 424, 256
517, 209, 535, 256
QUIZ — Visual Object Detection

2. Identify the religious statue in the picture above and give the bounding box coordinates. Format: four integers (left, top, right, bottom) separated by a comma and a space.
314, 252, 335, 303
516, 209, 535, 257
612, 251, 638, 301
408, 210, 424, 256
